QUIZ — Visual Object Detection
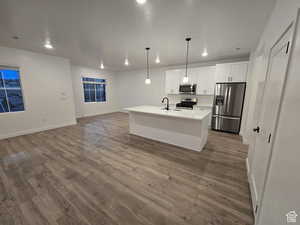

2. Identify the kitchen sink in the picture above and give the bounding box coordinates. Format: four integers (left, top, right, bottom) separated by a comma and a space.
161, 108, 181, 111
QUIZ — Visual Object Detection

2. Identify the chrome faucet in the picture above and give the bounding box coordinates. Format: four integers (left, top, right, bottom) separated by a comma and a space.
162, 97, 170, 110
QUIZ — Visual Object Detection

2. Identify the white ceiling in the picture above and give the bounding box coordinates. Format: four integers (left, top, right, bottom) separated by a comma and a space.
0, 0, 275, 71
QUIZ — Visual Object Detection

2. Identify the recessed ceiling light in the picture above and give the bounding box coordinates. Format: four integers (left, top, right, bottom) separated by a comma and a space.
136, 0, 146, 5
100, 62, 104, 69
202, 49, 208, 57
155, 56, 160, 64
44, 42, 53, 49
124, 58, 129, 66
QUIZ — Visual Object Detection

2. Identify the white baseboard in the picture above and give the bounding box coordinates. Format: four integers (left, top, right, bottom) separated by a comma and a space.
247, 157, 258, 214
0, 121, 77, 140
120, 109, 129, 113
242, 136, 249, 145
246, 157, 250, 175
76, 110, 120, 118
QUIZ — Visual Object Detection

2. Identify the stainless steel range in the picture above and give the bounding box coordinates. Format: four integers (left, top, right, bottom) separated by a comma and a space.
176, 98, 197, 109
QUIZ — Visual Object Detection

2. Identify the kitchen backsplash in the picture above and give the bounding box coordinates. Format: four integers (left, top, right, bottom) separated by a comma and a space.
167, 94, 214, 106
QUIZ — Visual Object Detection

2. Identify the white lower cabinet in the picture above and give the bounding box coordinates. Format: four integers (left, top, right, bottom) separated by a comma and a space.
193, 105, 213, 127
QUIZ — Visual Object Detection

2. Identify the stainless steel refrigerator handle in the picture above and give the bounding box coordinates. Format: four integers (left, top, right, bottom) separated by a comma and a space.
224, 86, 229, 113
226, 86, 232, 113
212, 115, 240, 120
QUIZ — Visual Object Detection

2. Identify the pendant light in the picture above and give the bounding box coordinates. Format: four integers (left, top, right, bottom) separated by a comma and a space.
100, 61, 104, 69
145, 47, 151, 85
155, 55, 160, 64
124, 58, 129, 66
202, 48, 208, 57
183, 37, 191, 83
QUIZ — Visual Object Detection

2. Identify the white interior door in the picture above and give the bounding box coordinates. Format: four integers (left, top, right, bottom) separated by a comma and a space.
249, 26, 293, 217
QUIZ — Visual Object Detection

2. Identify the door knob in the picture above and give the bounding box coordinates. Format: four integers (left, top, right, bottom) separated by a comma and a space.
253, 126, 260, 133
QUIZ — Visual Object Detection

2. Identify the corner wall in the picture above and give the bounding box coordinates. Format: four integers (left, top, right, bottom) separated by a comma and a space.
243, 0, 300, 224
0, 46, 77, 139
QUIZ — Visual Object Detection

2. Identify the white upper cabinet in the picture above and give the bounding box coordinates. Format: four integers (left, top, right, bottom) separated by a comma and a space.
215, 61, 248, 83
177, 68, 197, 84
165, 67, 216, 95
187, 69, 199, 85
193, 66, 216, 95
165, 70, 181, 94
230, 62, 248, 82
215, 64, 231, 82
165, 61, 248, 95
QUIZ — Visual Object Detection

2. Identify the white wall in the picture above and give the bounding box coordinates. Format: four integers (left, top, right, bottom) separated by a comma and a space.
71, 65, 119, 118
0, 46, 76, 139
116, 59, 248, 110
243, 1, 300, 224
116, 67, 166, 109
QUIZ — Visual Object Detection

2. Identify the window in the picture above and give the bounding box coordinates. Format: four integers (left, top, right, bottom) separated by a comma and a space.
82, 77, 106, 102
0, 67, 25, 113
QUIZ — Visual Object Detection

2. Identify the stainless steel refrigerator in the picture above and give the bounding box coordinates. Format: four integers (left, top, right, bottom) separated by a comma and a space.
212, 82, 246, 134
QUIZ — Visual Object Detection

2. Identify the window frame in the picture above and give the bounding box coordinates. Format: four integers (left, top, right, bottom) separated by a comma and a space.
82, 77, 106, 103
0, 66, 26, 114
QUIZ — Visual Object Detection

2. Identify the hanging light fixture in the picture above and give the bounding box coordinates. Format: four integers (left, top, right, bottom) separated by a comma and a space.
145, 47, 151, 85
124, 58, 129, 66
183, 37, 191, 83
44, 40, 53, 49
202, 48, 208, 57
155, 55, 160, 64
100, 62, 104, 69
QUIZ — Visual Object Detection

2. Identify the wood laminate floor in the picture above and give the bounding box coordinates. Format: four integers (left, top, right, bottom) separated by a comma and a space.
0, 112, 253, 225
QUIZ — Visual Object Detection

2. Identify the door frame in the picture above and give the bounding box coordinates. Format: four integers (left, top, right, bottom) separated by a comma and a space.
250, 10, 300, 224
250, 8, 300, 224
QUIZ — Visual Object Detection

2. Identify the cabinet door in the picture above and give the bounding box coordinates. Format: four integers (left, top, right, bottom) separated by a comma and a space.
190, 67, 202, 93
215, 64, 230, 82
196, 66, 216, 95
205, 66, 216, 95
193, 68, 204, 94
189, 68, 199, 85
165, 70, 180, 94
178, 68, 196, 84
230, 62, 248, 82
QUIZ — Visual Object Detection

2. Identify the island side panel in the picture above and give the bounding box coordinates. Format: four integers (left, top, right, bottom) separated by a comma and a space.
128, 111, 209, 152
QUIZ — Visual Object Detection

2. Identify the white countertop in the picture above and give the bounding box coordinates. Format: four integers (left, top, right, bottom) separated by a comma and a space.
125, 105, 211, 121
195, 104, 213, 108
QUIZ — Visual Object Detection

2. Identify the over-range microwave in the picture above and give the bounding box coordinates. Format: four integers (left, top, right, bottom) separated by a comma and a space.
179, 84, 197, 94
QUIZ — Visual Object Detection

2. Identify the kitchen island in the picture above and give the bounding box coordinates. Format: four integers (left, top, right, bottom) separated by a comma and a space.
125, 105, 211, 152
